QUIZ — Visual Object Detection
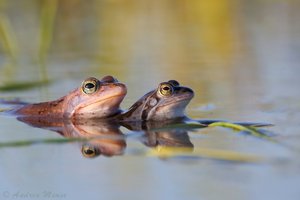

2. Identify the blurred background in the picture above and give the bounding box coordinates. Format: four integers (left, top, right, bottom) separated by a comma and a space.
0, 0, 300, 118
0, 0, 299, 113
0, 0, 300, 200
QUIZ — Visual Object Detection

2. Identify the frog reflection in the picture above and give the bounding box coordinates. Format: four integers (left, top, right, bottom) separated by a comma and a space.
121, 119, 194, 153
17, 116, 126, 158
17, 115, 197, 158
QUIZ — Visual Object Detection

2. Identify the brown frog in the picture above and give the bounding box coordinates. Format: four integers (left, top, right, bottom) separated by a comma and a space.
13, 76, 127, 119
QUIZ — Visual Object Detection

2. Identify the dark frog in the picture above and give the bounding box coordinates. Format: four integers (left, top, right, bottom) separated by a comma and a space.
117, 80, 194, 121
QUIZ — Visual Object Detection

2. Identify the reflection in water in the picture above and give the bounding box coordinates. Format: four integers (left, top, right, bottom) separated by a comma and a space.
17, 116, 126, 157
122, 119, 195, 157
17, 116, 195, 158
121, 119, 193, 149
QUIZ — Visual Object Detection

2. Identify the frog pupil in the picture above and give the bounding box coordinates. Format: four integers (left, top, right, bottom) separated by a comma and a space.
85, 149, 94, 155
163, 86, 170, 91
85, 83, 95, 89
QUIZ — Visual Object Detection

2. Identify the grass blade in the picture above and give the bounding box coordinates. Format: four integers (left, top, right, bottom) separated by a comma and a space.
0, 137, 88, 148
208, 122, 276, 141
0, 79, 51, 91
0, 13, 18, 60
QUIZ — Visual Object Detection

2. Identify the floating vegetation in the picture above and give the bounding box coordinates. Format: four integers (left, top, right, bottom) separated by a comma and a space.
0, 137, 89, 148
149, 121, 275, 139
150, 122, 207, 131
0, 79, 51, 91
196, 119, 273, 128
208, 122, 276, 141
0, 133, 127, 149
148, 146, 262, 163
0, 108, 11, 113
0, 136, 262, 163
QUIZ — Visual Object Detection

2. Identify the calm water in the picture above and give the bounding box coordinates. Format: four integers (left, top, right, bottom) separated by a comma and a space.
0, 1, 300, 200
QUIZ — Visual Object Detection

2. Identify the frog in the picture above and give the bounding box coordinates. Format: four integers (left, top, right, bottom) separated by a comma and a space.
12, 76, 127, 119
115, 79, 271, 128
116, 80, 194, 121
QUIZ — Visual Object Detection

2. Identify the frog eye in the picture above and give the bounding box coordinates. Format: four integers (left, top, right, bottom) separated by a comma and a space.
81, 144, 100, 158
159, 83, 174, 96
82, 78, 99, 94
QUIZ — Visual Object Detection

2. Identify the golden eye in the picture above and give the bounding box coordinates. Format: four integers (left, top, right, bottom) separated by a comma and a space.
82, 78, 99, 94
159, 83, 173, 96
81, 144, 100, 158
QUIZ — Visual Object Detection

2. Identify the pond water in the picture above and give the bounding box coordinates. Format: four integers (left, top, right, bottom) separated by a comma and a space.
0, 1, 300, 200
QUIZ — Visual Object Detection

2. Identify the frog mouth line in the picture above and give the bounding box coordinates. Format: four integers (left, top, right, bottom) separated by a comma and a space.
73, 93, 126, 114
